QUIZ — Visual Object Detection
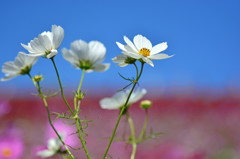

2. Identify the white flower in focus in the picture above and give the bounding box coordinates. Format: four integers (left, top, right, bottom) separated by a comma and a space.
1, 52, 38, 81
115, 35, 173, 67
100, 88, 147, 110
37, 133, 65, 158
21, 25, 64, 59
62, 40, 110, 72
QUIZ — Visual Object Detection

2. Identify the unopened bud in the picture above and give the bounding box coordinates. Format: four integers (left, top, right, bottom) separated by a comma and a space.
75, 91, 85, 100
140, 100, 152, 109
33, 75, 43, 82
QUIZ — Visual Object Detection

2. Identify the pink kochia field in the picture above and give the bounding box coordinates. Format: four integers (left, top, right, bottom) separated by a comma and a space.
0, 92, 240, 159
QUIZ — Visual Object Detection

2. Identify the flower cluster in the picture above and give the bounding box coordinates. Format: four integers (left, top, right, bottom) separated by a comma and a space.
0, 25, 173, 159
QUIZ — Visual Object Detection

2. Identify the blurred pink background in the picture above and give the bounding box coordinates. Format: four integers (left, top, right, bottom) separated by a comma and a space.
1, 89, 240, 159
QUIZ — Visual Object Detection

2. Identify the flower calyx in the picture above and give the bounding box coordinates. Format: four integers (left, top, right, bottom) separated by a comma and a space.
75, 91, 85, 100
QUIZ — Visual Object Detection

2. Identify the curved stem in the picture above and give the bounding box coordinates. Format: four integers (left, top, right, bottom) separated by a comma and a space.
45, 105, 75, 159
50, 57, 74, 114
130, 143, 137, 159
102, 62, 145, 159
27, 74, 75, 159
133, 63, 139, 78
126, 113, 137, 159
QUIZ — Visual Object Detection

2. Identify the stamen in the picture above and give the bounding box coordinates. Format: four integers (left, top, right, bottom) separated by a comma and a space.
139, 48, 150, 57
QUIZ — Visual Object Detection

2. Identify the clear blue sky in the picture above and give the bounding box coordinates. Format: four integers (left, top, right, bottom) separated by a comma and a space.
0, 0, 240, 93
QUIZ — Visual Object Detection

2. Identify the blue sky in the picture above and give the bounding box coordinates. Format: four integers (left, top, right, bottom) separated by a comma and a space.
0, 0, 240, 94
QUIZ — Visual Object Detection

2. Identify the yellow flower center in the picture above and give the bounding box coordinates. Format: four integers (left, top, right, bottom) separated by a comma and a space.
138, 48, 150, 57
1, 148, 12, 157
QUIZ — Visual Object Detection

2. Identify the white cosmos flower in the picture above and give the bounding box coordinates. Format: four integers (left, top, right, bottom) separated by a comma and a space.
115, 34, 173, 67
37, 133, 65, 158
1, 52, 38, 81
21, 25, 64, 59
100, 88, 147, 110
62, 40, 110, 72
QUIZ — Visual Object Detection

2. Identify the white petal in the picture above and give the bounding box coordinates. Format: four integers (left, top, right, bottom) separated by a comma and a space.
100, 92, 126, 110
27, 52, 45, 57
124, 45, 138, 54
151, 42, 168, 55
30, 38, 46, 53
2, 62, 19, 74
38, 34, 52, 51
112, 55, 127, 63
122, 51, 141, 59
88, 41, 106, 63
18, 52, 38, 66
0, 74, 19, 81
141, 57, 154, 67
21, 43, 35, 53
123, 36, 138, 52
52, 25, 64, 49
62, 48, 78, 67
116, 42, 127, 52
37, 150, 55, 158
71, 40, 89, 60
92, 63, 110, 72
100, 98, 120, 110
148, 53, 173, 60
129, 88, 147, 104
133, 35, 152, 50
46, 49, 58, 59
118, 63, 128, 67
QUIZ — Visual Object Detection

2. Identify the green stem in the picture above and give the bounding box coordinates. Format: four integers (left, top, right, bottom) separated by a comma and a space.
45, 105, 75, 159
138, 109, 149, 142
77, 70, 85, 94
73, 70, 91, 159
126, 113, 137, 159
131, 143, 137, 159
133, 63, 139, 78
50, 57, 74, 114
75, 118, 91, 159
27, 74, 75, 159
102, 62, 145, 159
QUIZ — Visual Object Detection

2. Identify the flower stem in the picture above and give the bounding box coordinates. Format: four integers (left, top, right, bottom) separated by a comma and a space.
74, 70, 91, 159
75, 118, 91, 159
102, 62, 145, 159
131, 143, 137, 159
45, 105, 75, 159
77, 70, 85, 94
126, 113, 137, 159
27, 74, 75, 159
50, 57, 74, 114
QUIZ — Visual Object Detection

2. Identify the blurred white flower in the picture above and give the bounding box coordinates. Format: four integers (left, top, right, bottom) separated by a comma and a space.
37, 133, 65, 158
62, 40, 110, 72
21, 25, 64, 59
1, 52, 38, 81
100, 88, 147, 110
115, 34, 173, 67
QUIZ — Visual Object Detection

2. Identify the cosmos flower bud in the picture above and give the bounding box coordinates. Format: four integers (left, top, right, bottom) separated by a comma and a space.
75, 91, 85, 100
140, 100, 152, 109
33, 75, 43, 82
